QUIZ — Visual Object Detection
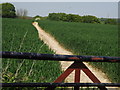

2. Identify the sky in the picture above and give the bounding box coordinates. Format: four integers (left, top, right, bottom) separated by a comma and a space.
1, 1, 119, 18
1, 0, 119, 2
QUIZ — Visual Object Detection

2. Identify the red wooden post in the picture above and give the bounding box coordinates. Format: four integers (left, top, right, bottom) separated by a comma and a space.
74, 69, 81, 90
75, 69, 80, 83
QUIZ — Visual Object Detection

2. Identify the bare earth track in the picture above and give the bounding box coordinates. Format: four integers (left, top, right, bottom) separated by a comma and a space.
32, 22, 111, 83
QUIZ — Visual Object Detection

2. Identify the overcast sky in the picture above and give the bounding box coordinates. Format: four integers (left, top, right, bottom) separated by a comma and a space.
1, 1, 119, 18
1, 0, 119, 2
11, 2, 118, 18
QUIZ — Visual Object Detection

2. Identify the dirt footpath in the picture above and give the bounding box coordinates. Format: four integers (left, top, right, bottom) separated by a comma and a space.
32, 22, 111, 83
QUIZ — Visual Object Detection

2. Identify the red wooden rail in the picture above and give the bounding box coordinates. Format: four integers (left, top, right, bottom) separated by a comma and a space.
1, 51, 120, 90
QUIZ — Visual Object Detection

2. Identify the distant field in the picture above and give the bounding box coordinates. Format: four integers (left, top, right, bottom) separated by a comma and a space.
39, 20, 119, 83
2, 18, 61, 83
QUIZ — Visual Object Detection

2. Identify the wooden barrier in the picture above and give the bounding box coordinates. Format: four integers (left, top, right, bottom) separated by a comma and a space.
1, 51, 120, 90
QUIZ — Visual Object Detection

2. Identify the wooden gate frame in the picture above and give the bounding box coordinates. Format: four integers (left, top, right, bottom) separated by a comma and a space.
1, 51, 120, 90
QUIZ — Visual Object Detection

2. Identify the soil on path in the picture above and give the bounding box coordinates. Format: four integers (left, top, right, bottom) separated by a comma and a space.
32, 22, 111, 83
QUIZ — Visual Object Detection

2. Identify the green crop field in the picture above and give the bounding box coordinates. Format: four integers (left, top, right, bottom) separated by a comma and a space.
2, 18, 62, 83
38, 20, 119, 83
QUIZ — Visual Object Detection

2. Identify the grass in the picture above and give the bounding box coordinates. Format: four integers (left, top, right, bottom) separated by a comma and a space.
38, 20, 119, 83
2, 18, 62, 83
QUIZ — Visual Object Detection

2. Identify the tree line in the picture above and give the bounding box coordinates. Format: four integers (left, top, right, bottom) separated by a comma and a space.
48, 13, 100, 23
47, 13, 117, 25
1, 3, 118, 25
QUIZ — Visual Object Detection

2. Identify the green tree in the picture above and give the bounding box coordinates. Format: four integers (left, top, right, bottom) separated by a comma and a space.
1, 3, 16, 18
48, 13, 82, 22
33, 15, 42, 19
66, 14, 82, 22
104, 19, 117, 25
48, 13, 59, 21
82, 15, 100, 23
58, 13, 67, 21
48, 13, 66, 21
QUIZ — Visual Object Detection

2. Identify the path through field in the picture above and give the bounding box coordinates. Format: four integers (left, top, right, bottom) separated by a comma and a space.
32, 22, 111, 83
